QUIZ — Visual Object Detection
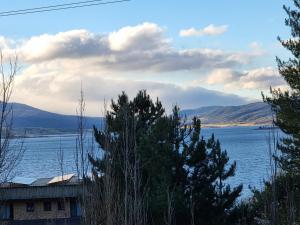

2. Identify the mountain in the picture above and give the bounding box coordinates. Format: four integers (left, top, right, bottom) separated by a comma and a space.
10, 103, 103, 132
180, 102, 273, 125
7, 102, 272, 135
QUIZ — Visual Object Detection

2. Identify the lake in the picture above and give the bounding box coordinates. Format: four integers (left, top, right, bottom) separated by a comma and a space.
15, 126, 281, 198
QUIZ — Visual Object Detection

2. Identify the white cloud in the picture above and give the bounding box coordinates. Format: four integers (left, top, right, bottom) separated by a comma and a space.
206, 68, 237, 85
13, 62, 248, 116
108, 22, 168, 51
1, 23, 256, 73
180, 24, 228, 37
0, 23, 268, 115
205, 67, 286, 90
19, 30, 109, 62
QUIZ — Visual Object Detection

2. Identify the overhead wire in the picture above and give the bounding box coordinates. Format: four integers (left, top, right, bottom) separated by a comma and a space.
0, 0, 107, 14
0, 0, 130, 17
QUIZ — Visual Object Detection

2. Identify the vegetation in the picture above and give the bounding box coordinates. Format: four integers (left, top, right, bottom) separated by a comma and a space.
240, 1, 300, 224
86, 90, 242, 225
0, 53, 24, 183
83, 2, 300, 223
74, 2, 300, 224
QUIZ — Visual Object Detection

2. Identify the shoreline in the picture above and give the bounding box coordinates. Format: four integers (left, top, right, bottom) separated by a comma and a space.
201, 122, 272, 128
11, 123, 275, 138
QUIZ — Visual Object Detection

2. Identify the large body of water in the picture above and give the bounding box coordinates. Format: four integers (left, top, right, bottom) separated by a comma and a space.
15, 126, 280, 197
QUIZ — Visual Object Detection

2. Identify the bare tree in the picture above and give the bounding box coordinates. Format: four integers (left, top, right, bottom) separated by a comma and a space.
266, 122, 279, 225
121, 105, 147, 225
165, 187, 175, 225
84, 101, 147, 225
83, 100, 120, 225
190, 193, 195, 225
0, 52, 24, 183
74, 84, 87, 179
57, 137, 64, 181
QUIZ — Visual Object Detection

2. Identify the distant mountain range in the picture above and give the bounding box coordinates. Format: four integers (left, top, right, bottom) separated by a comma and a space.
8, 102, 273, 135
180, 102, 273, 126
10, 103, 103, 133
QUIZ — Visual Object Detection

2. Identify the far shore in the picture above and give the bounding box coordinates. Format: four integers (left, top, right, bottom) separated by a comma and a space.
11, 123, 275, 138
201, 122, 272, 128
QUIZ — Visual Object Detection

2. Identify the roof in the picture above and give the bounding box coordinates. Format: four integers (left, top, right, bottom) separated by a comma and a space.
4, 217, 81, 225
0, 184, 83, 201
48, 174, 75, 185
1, 174, 81, 187
12, 177, 36, 185
30, 178, 52, 186
0, 174, 83, 201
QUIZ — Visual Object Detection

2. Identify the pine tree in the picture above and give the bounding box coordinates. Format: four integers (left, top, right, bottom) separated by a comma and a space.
89, 90, 242, 225
207, 134, 243, 225
263, 0, 300, 175
253, 1, 300, 224
186, 128, 242, 225
89, 90, 174, 225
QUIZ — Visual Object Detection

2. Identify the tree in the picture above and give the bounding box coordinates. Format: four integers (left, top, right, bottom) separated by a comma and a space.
89, 91, 159, 225
89, 90, 242, 225
263, 0, 300, 175
0, 52, 24, 183
246, 1, 300, 224
74, 84, 89, 180
262, 2, 300, 223
185, 121, 242, 225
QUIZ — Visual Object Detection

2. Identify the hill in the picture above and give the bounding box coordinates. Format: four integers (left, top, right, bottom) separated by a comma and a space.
180, 102, 273, 126
7, 102, 273, 136
10, 103, 103, 134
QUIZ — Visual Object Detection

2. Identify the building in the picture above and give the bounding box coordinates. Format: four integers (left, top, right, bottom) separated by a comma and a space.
0, 174, 83, 225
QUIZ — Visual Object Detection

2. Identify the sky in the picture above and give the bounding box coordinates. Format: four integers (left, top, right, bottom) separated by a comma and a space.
0, 0, 291, 115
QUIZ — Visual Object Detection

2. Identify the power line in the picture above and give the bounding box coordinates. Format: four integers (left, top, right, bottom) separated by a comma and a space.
0, 0, 130, 16
0, 0, 130, 17
0, 0, 106, 14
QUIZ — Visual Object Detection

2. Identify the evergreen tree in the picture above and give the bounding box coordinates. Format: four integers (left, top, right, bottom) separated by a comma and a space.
263, 0, 300, 175
89, 90, 174, 225
207, 135, 243, 224
186, 126, 242, 225
245, 2, 300, 224
89, 90, 242, 225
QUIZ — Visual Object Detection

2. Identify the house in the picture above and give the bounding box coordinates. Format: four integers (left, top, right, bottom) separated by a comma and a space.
0, 174, 83, 225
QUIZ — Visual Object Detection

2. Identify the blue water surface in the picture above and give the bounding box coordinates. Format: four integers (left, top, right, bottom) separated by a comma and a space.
15, 126, 281, 198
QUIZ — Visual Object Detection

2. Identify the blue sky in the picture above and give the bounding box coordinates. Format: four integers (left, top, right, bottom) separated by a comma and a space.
0, 0, 292, 115
0, 0, 288, 51
0, 0, 288, 47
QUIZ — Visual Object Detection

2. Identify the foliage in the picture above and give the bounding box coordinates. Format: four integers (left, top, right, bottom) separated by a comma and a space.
244, 1, 300, 224
89, 90, 242, 225
263, 0, 300, 175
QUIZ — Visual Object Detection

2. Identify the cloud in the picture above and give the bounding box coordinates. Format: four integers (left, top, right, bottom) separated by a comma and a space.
19, 30, 109, 62
0, 23, 267, 115
205, 67, 286, 90
0, 36, 13, 50
1, 23, 257, 73
13, 63, 248, 116
108, 23, 168, 51
179, 24, 228, 37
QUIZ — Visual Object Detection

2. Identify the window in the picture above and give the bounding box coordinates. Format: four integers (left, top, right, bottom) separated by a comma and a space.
43, 201, 51, 211
26, 202, 34, 212
57, 200, 65, 211
0, 204, 13, 219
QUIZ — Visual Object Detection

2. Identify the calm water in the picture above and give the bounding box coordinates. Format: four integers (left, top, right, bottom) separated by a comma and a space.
15, 126, 281, 198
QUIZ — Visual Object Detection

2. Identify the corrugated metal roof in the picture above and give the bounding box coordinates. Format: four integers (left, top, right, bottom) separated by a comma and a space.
12, 177, 36, 185
48, 174, 75, 184
30, 178, 52, 186
4, 217, 81, 225
0, 185, 83, 201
